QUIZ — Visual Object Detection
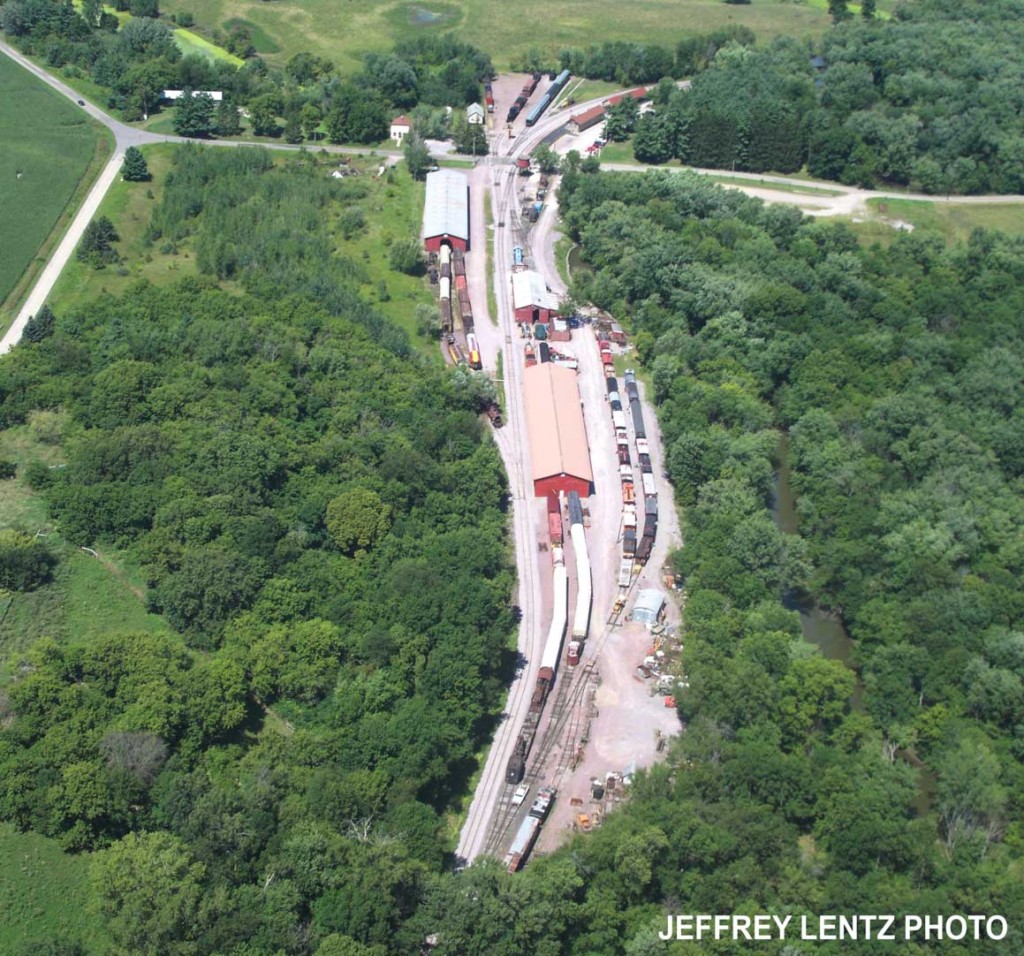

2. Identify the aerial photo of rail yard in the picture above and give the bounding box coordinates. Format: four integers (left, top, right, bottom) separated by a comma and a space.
1, 0, 1024, 953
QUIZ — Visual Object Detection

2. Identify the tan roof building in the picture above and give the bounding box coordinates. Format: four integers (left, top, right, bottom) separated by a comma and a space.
569, 104, 606, 134
522, 364, 593, 498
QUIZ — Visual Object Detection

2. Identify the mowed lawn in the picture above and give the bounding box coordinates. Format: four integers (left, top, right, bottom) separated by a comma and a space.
856, 197, 1024, 246
0, 824, 109, 954
0, 53, 109, 320
159, 0, 833, 72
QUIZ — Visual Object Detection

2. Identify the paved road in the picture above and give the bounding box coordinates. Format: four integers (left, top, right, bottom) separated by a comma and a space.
0, 40, 479, 354
0, 150, 124, 354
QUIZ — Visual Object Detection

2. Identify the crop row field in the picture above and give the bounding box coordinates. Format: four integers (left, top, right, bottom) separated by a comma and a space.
0, 53, 110, 332
158, 0, 836, 72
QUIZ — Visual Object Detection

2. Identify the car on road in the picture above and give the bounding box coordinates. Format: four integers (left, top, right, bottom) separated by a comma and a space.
77, 99, 85, 106
512, 783, 530, 806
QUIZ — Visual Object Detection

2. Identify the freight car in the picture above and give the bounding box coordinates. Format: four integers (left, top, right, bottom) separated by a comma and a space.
467, 332, 482, 370
525, 69, 570, 126
568, 510, 592, 665
504, 787, 556, 873
505, 814, 540, 872
631, 401, 647, 440
541, 551, 568, 681
448, 341, 467, 366
504, 549, 567, 785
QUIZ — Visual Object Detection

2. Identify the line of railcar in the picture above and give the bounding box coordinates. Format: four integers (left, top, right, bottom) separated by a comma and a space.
525, 69, 571, 127
567, 491, 591, 666
624, 368, 657, 563
436, 241, 482, 363
505, 546, 568, 785
504, 786, 556, 872
506, 72, 542, 124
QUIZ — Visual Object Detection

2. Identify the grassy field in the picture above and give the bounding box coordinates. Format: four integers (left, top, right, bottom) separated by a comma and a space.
173, 26, 247, 64
48, 145, 196, 315
483, 190, 498, 324
855, 198, 1024, 246
0, 824, 109, 954
159, 0, 834, 72
0, 426, 172, 674
49, 144, 439, 355
333, 162, 439, 354
0, 53, 111, 333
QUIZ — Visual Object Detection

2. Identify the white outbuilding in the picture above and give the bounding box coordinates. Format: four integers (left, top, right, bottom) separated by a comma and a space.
631, 589, 666, 627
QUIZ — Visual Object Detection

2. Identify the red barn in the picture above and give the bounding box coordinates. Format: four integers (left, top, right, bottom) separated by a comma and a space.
523, 364, 593, 499
513, 269, 561, 324
422, 169, 469, 253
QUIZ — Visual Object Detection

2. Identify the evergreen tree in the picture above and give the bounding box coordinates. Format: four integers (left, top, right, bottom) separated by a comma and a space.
76, 216, 120, 267
861, 0, 876, 18
121, 146, 150, 182
173, 89, 215, 138
828, 0, 851, 22
284, 114, 303, 144
24, 304, 56, 343
215, 98, 242, 137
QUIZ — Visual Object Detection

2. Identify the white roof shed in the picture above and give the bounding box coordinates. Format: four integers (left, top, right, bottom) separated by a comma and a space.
631, 589, 665, 626
512, 269, 561, 313
422, 169, 470, 246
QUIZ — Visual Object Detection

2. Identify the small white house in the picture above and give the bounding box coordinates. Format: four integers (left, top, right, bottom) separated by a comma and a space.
390, 115, 412, 143
467, 102, 485, 125
160, 89, 223, 102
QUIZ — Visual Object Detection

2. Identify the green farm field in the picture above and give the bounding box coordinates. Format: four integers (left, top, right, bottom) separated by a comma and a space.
0, 53, 111, 330
160, 0, 834, 72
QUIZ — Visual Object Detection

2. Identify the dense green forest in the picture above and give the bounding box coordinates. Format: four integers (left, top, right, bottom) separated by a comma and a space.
0, 146, 515, 955
475, 166, 1024, 953
633, 0, 1024, 193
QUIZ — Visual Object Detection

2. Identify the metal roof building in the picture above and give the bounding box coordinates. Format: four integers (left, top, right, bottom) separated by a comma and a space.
631, 589, 665, 626
422, 169, 470, 252
523, 364, 593, 498
513, 269, 561, 324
